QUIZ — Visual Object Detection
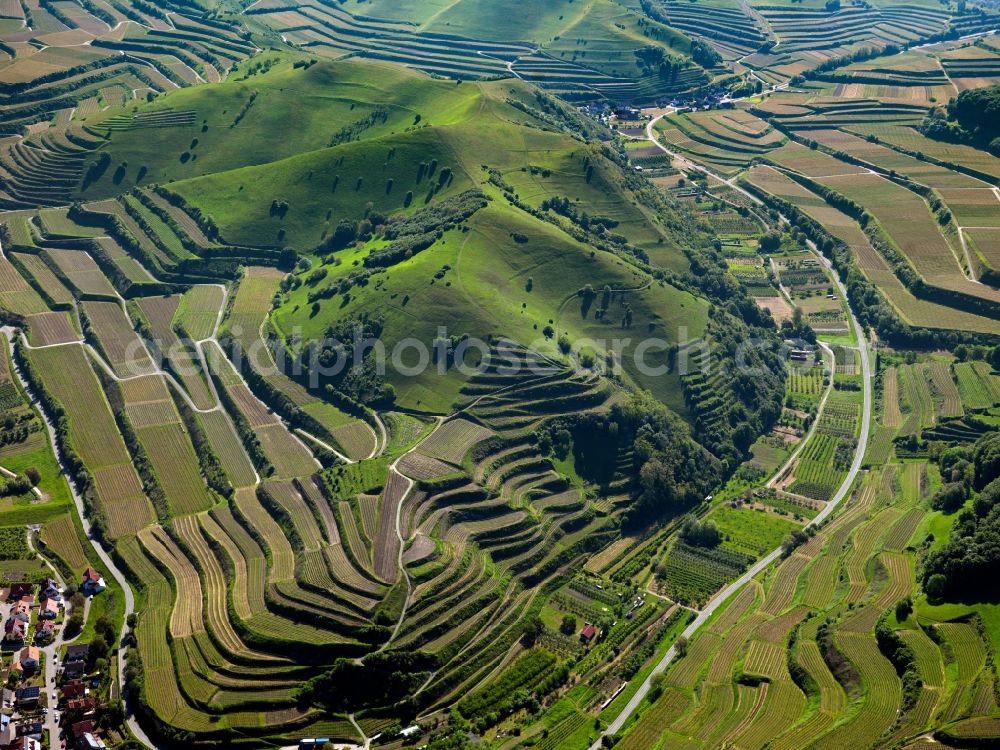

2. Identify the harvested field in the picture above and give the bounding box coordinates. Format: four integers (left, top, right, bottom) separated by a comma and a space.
754, 295, 793, 323
402, 533, 435, 565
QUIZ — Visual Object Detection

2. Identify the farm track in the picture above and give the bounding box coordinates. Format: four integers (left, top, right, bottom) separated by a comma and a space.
379, 368, 561, 651
8, 10, 995, 742
0, 232, 260, 747
589, 108, 874, 749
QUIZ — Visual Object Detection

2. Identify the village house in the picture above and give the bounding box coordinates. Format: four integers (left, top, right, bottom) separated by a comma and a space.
16, 723, 41, 741
65, 697, 97, 717
34, 621, 54, 645
579, 623, 597, 643
12, 598, 31, 619
18, 646, 39, 671
80, 569, 105, 595
70, 721, 93, 741
65, 643, 89, 663
39, 579, 59, 601
76, 734, 105, 750
2, 738, 42, 750
9, 649, 39, 676
7, 584, 31, 601
37, 598, 57, 620
70, 722, 102, 750
4, 618, 27, 643
13, 686, 38, 708
62, 681, 86, 701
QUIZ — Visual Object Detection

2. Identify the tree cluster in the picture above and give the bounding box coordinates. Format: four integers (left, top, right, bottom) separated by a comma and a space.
920, 84, 1000, 155
923, 432, 1000, 600
612, 394, 721, 527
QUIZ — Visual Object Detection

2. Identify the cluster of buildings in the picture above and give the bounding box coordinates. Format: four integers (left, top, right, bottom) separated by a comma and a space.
3, 580, 61, 651
0, 568, 110, 750
59, 645, 104, 750
0, 714, 41, 750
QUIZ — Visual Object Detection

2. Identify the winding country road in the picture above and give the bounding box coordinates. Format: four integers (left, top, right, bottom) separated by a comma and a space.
588, 111, 874, 749
0, 326, 158, 750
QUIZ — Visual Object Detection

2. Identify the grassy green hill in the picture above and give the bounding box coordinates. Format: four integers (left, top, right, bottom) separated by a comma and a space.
272, 198, 707, 413
76, 55, 723, 416
75, 58, 482, 199
170, 127, 474, 250
342, 0, 691, 57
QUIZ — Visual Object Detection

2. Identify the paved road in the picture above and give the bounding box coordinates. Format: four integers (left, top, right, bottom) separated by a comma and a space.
765, 340, 836, 491
588, 115, 874, 748
0, 327, 158, 750
25, 529, 66, 750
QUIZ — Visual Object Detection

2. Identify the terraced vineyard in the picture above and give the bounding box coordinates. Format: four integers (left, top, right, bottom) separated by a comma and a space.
245, 0, 711, 104
2, 0, 999, 748
612, 349, 1000, 750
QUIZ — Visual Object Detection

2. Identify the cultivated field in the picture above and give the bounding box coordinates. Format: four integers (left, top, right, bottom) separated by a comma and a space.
2, 2, 999, 747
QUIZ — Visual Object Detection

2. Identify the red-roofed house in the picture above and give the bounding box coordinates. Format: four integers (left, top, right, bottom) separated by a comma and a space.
4, 618, 26, 643
38, 599, 57, 620
16, 647, 39, 671
579, 624, 597, 643
70, 720, 93, 740
66, 697, 97, 716
61, 681, 86, 701
7, 584, 32, 601
3, 737, 41, 750
80, 569, 105, 595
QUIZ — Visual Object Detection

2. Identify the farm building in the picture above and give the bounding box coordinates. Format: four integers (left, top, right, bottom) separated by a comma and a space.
579, 624, 598, 643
